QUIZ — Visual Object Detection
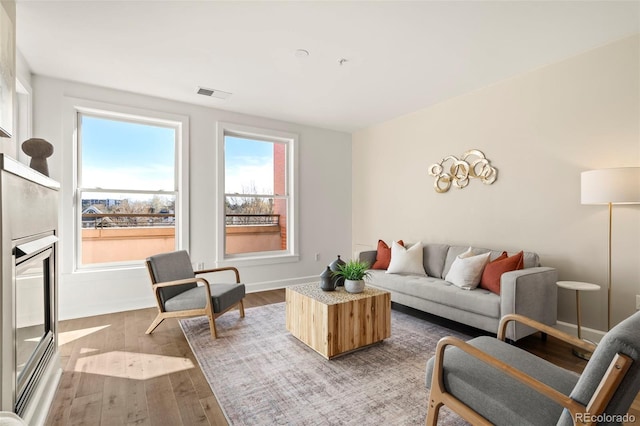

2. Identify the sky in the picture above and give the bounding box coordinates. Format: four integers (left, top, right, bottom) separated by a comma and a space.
81, 115, 275, 198
81, 115, 175, 192
224, 136, 274, 195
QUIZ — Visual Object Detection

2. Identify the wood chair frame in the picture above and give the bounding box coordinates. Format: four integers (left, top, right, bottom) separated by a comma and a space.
426, 314, 632, 426
145, 262, 245, 338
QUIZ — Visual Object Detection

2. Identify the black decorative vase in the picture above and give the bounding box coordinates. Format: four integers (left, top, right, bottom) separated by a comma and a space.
320, 266, 335, 291
329, 255, 346, 287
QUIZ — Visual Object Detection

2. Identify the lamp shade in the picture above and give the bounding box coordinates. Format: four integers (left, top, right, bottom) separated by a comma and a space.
581, 167, 640, 205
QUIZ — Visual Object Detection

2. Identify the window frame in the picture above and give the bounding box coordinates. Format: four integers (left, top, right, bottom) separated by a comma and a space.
69, 100, 189, 272
216, 122, 299, 266
15, 76, 33, 164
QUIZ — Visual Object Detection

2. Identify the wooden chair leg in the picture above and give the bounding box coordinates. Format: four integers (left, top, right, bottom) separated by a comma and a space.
239, 299, 245, 318
145, 314, 165, 335
426, 396, 442, 426
208, 313, 218, 339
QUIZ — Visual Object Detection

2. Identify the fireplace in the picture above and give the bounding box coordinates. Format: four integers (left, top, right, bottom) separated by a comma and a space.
14, 232, 57, 416
0, 155, 60, 424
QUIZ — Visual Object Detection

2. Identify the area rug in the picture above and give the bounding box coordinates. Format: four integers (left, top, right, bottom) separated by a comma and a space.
180, 302, 471, 425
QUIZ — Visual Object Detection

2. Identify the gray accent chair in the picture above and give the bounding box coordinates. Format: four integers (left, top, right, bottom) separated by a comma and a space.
145, 250, 246, 338
426, 311, 640, 425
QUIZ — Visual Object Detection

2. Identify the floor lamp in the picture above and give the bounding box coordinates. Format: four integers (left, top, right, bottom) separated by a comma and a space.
581, 167, 640, 330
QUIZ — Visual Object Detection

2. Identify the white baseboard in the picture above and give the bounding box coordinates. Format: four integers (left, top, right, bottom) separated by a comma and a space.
59, 296, 156, 321
555, 320, 606, 344
60, 276, 317, 320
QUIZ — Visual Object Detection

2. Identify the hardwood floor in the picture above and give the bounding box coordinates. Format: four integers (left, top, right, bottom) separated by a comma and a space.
45, 290, 640, 425
45, 290, 285, 426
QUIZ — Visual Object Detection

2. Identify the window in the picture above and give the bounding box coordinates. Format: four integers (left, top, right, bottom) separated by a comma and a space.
217, 122, 298, 264
76, 110, 185, 268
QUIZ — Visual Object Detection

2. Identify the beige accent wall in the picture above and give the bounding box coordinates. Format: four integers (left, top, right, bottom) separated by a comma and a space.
353, 35, 640, 332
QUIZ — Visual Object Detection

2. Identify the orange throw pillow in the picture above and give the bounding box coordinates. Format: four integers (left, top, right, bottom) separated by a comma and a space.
480, 251, 524, 294
372, 240, 404, 270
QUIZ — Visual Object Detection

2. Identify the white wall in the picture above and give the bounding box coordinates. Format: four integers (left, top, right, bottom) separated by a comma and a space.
15, 49, 33, 165
31, 76, 352, 320
353, 35, 640, 333
0, 0, 16, 156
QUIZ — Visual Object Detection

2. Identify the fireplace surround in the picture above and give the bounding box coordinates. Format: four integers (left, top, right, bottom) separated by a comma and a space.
0, 155, 60, 424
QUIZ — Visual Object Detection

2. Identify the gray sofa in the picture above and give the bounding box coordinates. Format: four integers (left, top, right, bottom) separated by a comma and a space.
358, 243, 557, 341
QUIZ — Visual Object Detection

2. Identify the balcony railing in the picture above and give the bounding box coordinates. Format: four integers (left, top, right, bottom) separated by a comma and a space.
80, 213, 282, 263
82, 213, 280, 228
82, 213, 175, 229
225, 214, 280, 226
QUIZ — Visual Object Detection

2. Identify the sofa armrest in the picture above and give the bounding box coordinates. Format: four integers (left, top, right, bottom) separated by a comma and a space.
500, 267, 558, 341
358, 250, 377, 267
497, 314, 595, 352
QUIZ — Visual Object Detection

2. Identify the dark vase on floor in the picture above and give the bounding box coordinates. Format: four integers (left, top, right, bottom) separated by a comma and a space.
320, 266, 335, 291
329, 255, 346, 287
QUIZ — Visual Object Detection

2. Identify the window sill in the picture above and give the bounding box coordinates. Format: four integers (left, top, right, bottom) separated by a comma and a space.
216, 253, 300, 268
73, 261, 145, 274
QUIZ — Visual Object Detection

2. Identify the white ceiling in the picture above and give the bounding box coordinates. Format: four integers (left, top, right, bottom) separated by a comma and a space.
16, 1, 640, 133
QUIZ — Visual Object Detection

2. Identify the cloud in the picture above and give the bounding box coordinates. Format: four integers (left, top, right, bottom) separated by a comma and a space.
83, 165, 174, 192
225, 162, 274, 195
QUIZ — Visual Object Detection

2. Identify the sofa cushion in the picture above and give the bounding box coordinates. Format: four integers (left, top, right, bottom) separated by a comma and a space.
387, 241, 426, 275
480, 251, 524, 294
518, 251, 540, 269
372, 239, 404, 270
422, 244, 450, 278
367, 270, 500, 318
164, 283, 245, 313
445, 251, 491, 290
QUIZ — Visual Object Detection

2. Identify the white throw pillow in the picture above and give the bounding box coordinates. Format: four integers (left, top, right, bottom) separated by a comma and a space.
445, 251, 491, 290
458, 247, 474, 259
386, 241, 426, 275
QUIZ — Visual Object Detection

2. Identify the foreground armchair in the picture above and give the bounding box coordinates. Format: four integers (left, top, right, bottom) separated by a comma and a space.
426, 312, 640, 425
145, 250, 245, 338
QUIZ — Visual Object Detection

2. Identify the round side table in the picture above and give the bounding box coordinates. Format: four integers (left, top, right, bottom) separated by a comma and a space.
556, 281, 601, 360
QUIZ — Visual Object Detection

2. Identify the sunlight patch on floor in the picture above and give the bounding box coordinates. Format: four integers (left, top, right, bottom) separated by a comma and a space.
58, 325, 111, 346
74, 350, 195, 380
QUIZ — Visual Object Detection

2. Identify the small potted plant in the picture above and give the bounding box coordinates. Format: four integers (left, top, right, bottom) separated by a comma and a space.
332, 259, 371, 294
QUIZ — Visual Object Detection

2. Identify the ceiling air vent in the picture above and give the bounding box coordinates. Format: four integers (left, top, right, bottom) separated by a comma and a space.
196, 86, 232, 100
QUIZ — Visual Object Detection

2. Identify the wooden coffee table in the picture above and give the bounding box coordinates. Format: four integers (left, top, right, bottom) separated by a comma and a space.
285, 282, 391, 359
